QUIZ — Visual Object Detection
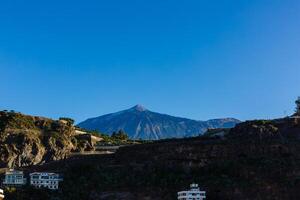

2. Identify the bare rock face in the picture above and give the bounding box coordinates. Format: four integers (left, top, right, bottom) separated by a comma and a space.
0, 111, 92, 168
0, 132, 46, 167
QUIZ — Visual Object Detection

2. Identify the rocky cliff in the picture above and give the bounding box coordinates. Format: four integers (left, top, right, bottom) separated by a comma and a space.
0, 111, 93, 168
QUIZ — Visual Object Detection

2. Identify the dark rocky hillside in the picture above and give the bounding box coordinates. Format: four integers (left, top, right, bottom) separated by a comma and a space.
0, 111, 94, 168
78, 105, 240, 140
6, 116, 300, 200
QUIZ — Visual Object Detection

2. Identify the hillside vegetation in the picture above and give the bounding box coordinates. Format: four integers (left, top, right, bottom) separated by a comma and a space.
4, 116, 300, 200
0, 111, 93, 168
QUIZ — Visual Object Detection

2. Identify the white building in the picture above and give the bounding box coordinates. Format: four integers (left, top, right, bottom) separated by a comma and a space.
178, 183, 206, 200
0, 189, 4, 200
30, 172, 62, 190
3, 169, 26, 186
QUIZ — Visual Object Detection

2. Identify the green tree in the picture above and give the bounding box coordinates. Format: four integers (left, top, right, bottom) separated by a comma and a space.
111, 129, 129, 140
295, 97, 300, 116
59, 117, 75, 125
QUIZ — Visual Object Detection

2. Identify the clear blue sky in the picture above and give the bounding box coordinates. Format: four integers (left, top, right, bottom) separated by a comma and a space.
0, 0, 299, 123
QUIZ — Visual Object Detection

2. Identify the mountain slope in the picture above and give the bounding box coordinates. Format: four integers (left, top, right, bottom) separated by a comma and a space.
78, 105, 240, 140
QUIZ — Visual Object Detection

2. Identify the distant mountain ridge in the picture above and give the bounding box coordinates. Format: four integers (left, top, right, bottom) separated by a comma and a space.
78, 105, 240, 140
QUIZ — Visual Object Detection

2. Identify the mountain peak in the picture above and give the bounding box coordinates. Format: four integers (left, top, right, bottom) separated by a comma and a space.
130, 104, 147, 112
78, 106, 240, 140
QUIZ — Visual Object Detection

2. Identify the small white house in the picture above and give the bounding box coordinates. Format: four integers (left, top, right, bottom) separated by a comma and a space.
0, 189, 4, 200
3, 169, 26, 186
30, 172, 62, 190
178, 183, 206, 200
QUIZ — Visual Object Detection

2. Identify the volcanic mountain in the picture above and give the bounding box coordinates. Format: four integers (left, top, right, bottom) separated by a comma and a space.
78, 105, 240, 140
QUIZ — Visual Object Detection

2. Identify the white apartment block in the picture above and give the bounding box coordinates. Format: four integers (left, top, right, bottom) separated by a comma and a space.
178, 183, 206, 200
0, 189, 4, 200
3, 169, 26, 186
30, 172, 62, 190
